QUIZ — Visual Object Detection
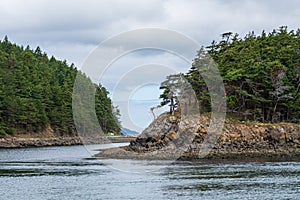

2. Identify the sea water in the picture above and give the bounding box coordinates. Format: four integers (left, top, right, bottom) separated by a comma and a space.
0, 144, 299, 200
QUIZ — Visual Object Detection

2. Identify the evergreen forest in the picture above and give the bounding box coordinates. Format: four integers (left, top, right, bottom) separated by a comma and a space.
160, 27, 300, 123
0, 36, 120, 136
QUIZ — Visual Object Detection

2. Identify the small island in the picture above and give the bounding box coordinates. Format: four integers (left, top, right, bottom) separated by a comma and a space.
96, 111, 300, 160
97, 27, 300, 161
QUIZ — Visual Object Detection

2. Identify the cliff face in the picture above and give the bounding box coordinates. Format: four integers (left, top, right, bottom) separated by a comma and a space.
218, 121, 300, 149
189, 119, 300, 159
97, 113, 300, 160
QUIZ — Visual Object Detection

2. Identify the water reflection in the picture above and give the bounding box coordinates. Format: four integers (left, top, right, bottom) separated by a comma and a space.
162, 162, 300, 199
0, 145, 299, 200
0, 161, 107, 177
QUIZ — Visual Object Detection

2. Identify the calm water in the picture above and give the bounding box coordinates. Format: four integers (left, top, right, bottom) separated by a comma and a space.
0, 144, 299, 200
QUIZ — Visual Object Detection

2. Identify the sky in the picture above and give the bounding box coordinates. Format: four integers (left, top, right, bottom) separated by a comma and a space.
1, 0, 300, 132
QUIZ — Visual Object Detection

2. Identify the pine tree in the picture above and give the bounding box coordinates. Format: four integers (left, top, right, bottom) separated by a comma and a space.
0, 38, 120, 135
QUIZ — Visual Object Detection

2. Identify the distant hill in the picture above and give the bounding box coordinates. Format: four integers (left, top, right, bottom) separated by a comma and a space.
121, 127, 139, 135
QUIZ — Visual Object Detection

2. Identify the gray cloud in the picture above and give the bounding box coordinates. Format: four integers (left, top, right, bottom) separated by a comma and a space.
1, 0, 299, 131
1, 0, 299, 67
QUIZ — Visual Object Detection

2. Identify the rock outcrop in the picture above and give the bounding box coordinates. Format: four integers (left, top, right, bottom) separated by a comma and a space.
96, 112, 300, 160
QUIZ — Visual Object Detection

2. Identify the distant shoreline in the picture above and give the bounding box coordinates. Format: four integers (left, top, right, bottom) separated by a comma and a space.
0, 135, 136, 148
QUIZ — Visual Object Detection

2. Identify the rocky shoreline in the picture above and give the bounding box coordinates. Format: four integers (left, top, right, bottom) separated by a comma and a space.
0, 137, 83, 148
0, 135, 136, 148
95, 146, 300, 161
96, 113, 300, 161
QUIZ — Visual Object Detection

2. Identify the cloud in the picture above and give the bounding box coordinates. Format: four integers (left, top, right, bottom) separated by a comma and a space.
160, 0, 300, 44
0, 0, 165, 41
1, 0, 299, 67
99, 50, 190, 89
1, 0, 299, 131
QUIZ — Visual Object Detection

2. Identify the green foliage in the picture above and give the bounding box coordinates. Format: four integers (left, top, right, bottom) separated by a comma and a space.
159, 73, 185, 106
0, 129, 6, 138
160, 26, 300, 123
207, 26, 300, 122
95, 84, 120, 133
0, 37, 120, 135
5, 127, 16, 134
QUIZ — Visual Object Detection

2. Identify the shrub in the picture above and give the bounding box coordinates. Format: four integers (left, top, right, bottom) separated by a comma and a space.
5, 128, 16, 135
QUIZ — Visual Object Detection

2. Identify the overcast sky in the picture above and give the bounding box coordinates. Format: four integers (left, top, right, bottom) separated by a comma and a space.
1, 0, 299, 131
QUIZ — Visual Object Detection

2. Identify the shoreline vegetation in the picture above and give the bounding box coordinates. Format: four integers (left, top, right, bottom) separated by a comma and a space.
0, 36, 120, 138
